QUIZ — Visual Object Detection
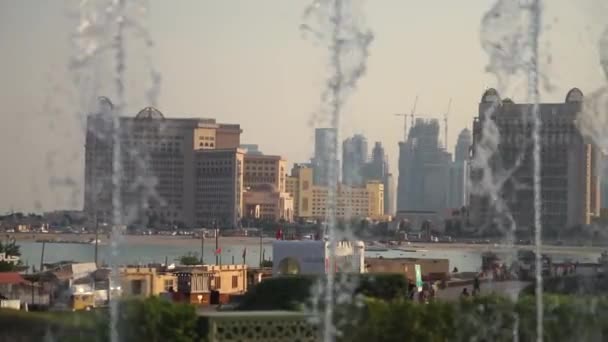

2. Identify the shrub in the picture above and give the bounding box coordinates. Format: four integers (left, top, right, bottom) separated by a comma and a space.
238, 275, 316, 311
0, 297, 200, 342
0, 309, 99, 341
109, 297, 199, 342
238, 273, 409, 310
343, 295, 608, 342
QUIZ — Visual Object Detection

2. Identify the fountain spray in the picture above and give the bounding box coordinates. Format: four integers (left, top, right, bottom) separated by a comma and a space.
70, 0, 161, 340
524, 1, 543, 341
301, 0, 372, 340
108, 0, 126, 340
478, 1, 544, 340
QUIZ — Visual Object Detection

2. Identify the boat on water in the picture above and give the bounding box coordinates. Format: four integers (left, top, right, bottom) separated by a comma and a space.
599, 251, 608, 264
35, 238, 104, 245
366, 246, 389, 252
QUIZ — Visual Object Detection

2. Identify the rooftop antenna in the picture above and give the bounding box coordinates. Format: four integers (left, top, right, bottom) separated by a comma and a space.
394, 95, 418, 142
410, 95, 418, 133
444, 98, 452, 150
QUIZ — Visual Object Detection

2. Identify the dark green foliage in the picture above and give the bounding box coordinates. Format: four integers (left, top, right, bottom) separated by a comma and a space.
237, 274, 409, 310
6, 292, 608, 341
343, 295, 608, 342
0, 297, 199, 342
260, 259, 273, 267
357, 274, 410, 300
109, 297, 199, 342
522, 274, 608, 296
0, 309, 99, 341
178, 252, 200, 265
238, 276, 316, 311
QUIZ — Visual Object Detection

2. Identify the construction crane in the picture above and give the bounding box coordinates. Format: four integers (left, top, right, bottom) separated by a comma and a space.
444, 98, 452, 150
394, 96, 418, 142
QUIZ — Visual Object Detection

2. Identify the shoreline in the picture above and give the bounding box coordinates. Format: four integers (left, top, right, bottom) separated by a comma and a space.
6, 233, 605, 255
7, 233, 275, 247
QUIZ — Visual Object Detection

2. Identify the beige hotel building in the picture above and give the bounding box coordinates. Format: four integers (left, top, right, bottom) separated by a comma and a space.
84, 101, 244, 228
85, 99, 295, 228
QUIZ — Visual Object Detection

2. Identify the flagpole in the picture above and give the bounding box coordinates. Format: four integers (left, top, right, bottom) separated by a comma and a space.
200, 231, 205, 264
242, 247, 247, 292
215, 220, 219, 266
259, 229, 262, 267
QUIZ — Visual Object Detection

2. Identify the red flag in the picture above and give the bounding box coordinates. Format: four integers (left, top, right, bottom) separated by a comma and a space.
215, 247, 222, 255
276, 228, 283, 240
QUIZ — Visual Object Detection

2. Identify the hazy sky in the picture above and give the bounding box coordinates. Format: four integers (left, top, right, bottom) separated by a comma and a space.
0, 0, 606, 212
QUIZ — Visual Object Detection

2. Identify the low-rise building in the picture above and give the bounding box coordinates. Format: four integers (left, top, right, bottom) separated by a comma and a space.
120, 267, 177, 297
175, 264, 247, 305
365, 257, 450, 282
272, 240, 365, 275
0, 272, 32, 306
242, 184, 294, 222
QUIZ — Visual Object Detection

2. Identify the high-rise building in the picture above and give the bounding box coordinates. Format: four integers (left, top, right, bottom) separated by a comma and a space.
342, 134, 368, 186
369, 142, 387, 180
385, 173, 396, 215
469, 88, 600, 234
397, 118, 452, 214
353, 140, 394, 216
312, 128, 339, 186
454, 128, 471, 163
601, 159, 608, 209
84, 100, 243, 228
194, 148, 244, 227
447, 128, 471, 209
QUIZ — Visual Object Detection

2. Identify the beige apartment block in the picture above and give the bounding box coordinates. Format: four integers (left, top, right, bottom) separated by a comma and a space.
286, 175, 299, 217
84, 102, 242, 228
288, 164, 385, 221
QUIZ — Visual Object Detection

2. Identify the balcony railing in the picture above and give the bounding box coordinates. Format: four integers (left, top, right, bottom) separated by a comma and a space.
198, 311, 318, 342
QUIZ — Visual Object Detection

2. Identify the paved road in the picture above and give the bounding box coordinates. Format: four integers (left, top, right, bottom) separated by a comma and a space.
436, 280, 531, 301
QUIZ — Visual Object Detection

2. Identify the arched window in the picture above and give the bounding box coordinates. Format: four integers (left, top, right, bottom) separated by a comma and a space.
277, 257, 301, 275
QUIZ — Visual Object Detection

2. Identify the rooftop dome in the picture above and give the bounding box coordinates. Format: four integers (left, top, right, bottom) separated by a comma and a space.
97, 96, 114, 114
135, 106, 165, 119
481, 88, 501, 103
565, 88, 584, 103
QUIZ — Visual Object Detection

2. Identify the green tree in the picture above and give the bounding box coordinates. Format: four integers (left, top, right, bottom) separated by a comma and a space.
178, 252, 200, 265
111, 297, 199, 342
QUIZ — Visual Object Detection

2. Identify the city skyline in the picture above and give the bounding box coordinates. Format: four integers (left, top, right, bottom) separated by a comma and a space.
0, 1, 606, 212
